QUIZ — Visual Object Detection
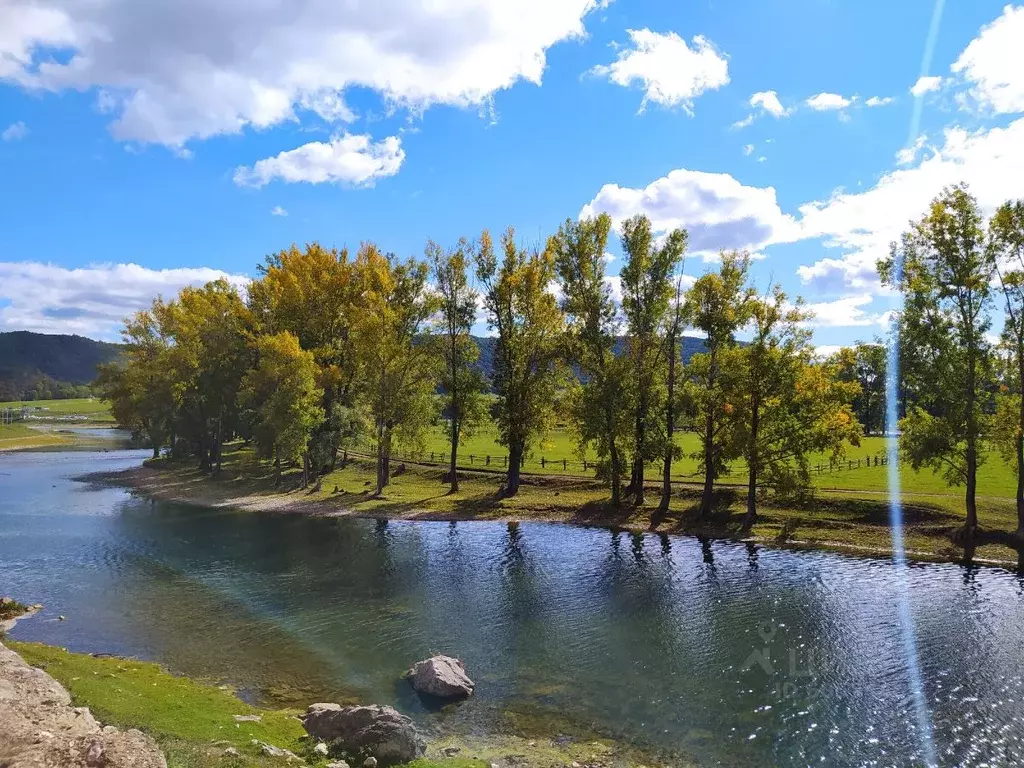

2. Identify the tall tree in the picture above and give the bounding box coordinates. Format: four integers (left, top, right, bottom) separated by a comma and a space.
429, 238, 487, 493
684, 251, 755, 517
657, 258, 689, 515
352, 245, 439, 494
551, 214, 629, 507
156, 279, 250, 473
619, 214, 687, 505
248, 243, 359, 470
96, 308, 176, 458
736, 287, 861, 527
475, 229, 564, 497
990, 199, 1024, 538
239, 332, 325, 486
879, 185, 995, 537
829, 343, 887, 434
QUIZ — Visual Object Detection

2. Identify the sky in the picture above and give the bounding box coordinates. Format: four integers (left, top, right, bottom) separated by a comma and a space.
1, 0, 1023, 352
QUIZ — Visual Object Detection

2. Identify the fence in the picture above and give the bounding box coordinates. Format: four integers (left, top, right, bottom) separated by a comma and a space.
0, 407, 27, 426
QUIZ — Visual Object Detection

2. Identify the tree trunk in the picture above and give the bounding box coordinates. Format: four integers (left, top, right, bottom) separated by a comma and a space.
965, 436, 978, 531
376, 421, 391, 495
743, 400, 760, 529
633, 406, 646, 506
506, 442, 523, 497
658, 331, 678, 514
449, 418, 460, 493
274, 448, 282, 487
1017, 345, 1024, 539
699, 350, 718, 518
152, 444, 160, 460
609, 436, 621, 508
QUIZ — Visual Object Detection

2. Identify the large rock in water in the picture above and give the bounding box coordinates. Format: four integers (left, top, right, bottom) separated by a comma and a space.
405, 655, 475, 699
300, 704, 425, 765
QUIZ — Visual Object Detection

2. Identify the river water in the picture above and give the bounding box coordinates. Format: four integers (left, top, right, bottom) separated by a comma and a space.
2, 443, 1024, 766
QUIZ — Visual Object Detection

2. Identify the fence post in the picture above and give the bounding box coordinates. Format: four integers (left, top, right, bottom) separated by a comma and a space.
541, 456, 546, 469
470, 454, 474, 465
503, 455, 507, 467
563, 458, 567, 471
486, 455, 490, 466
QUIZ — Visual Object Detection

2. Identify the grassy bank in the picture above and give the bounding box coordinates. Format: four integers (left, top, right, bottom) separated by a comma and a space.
0, 422, 75, 451
0, 397, 114, 424
113, 441, 1024, 566
6, 641, 664, 768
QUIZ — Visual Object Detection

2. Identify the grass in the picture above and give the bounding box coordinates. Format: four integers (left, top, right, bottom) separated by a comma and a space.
132, 439, 1023, 566
5, 641, 660, 768
0, 422, 74, 450
0, 397, 114, 423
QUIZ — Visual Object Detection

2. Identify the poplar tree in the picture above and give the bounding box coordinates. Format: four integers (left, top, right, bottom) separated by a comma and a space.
619, 214, 687, 505
475, 229, 564, 497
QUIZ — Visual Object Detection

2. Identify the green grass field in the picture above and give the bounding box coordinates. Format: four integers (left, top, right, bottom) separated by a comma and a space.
0, 397, 114, 422
0, 422, 73, 450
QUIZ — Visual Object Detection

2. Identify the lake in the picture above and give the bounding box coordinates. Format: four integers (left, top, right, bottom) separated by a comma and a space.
2, 443, 1024, 766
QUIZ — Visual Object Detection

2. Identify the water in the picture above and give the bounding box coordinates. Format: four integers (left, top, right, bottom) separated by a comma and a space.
3, 448, 1024, 766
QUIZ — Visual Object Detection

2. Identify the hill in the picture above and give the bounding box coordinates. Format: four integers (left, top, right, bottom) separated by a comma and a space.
0, 332, 122, 400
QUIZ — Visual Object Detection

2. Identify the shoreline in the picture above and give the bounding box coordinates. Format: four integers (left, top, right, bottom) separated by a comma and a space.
86, 459, 1024, 570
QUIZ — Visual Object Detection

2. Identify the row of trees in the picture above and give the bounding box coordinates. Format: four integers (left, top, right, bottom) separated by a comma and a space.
100, 213, 864, 525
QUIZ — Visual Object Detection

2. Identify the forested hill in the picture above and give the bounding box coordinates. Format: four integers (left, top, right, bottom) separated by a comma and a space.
0, 331, 122, 400
471, 335, 709, 375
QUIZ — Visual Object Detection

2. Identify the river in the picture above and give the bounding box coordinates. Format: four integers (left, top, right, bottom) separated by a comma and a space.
2, 441, 1024, 766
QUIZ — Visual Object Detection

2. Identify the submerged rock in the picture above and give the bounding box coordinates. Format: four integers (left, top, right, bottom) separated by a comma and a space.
300, 704, 425, 766
405, 655, 475, 699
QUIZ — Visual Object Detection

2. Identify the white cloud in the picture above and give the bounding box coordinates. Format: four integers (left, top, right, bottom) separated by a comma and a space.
805, 92, 854, 111
0, 0, 604, 147
951, 5, 1024, 114
743, 143, 754, 156
2, 121, 29, 141
234, 133, 404, 188
910, 75, 942, 97
580, 168, 800, 262
814, 344, 844, 359
731, 114, 755, 129
270, 206, 288, 217
750, 90, 790, 117
797, 117, 1024, 292
865, 96, 895, 107
803, 294, 884, 328
0, 262, 249, 339
591, 29, 729, 112
895, 134, 928, 166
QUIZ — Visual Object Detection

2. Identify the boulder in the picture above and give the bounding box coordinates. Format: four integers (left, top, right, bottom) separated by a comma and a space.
300, 704, 425, 766
405, 656, 474, 700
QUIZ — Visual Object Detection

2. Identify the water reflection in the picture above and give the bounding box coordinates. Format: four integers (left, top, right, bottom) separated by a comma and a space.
3, 449, 1024, 767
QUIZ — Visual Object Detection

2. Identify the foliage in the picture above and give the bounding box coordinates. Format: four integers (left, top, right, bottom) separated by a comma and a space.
829, 343, 886, 435
475, 228, 565, 496
879, 185, 995, 530
619, 214, 687, 504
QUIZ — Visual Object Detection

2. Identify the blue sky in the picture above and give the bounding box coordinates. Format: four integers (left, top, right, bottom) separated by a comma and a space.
1, 0, 1022, 350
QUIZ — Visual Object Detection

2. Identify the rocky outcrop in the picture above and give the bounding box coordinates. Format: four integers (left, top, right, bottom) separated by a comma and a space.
0, 640, 166, 768
300, 703, 425, 765
406, 655, 475, 699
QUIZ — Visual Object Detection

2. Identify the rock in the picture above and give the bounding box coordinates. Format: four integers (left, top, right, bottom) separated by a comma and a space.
252, 740, 298, 760
326, 762, 350, 768
300, 704, 425, 766
441, 746, 461, 756
405, 655, 474, 699
313, 742, 329, 756
58, 615, 66, 621
233, 714, 261, 722
363, 759, 378, 768
223, 747, 240, 756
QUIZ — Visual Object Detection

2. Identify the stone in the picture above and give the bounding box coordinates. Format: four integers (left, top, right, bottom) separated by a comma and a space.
300, 704, 425, 766
253, 740, 298, 760
440, 746, 461, 756
223, 747, 240, 757
405, 655, 474, 700
363, 759, 378, 768
313, 742, 329, 756
326, 762, 350, 768
233, 714, 261, 723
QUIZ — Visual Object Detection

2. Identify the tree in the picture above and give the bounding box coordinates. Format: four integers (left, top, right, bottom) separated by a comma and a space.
429, 238, 487, 493
156, 280, 250, 472
96, 308, 176, 458
684, 251, 755, 517
248, 243, 359, 470
352, 244, 439, 494
551, 214, 629, 507
657, 260, 689, 515
990, 199, 1024, 537
619, 214, 687, 505
239, 332, 325, 486
736, 287, 860, 527
879, 185, 995, 536
475, 228, 564, 497
829, 343, 886, 434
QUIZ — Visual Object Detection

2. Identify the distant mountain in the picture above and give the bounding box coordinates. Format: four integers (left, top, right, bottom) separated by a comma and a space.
0, 332, 122, 400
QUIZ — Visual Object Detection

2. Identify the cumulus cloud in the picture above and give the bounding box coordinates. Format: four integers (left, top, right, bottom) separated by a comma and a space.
895, 134, 928, 166
0, 0, 604, 147
805, 92, 854, 111
270, 205, 288, 216
797, 117, 1024, 292
591, 29, 729, 112
0, 262, 249, 339
865, 96, 895, 107
580, 168, 800, 262
803, 294, 884, 328
910, 75, 943, 97
750, 90, 790, 117
234, 133, 404, 188
2, 121, 29, 141
951, 4, 1024, 114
